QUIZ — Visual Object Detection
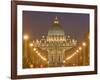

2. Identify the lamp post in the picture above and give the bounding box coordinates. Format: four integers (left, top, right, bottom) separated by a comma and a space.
63, 60, 66, 66
78, 47, 82, 65
33, 47, 37, 67
82, 42, 86, 65
29, 43, 34, 67
23, 35, 29, 68
76, 50, 79, 66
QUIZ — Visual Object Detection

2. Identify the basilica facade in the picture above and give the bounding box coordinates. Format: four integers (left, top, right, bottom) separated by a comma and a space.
31, 16, 77, 67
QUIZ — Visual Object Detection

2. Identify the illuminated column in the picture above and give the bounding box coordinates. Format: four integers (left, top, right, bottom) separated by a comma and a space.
63, 50, 65, 65
82, 42, 86, 65
48, 50, 52, 67
60, 50, 63, 65
57, 50, 59, 64
53, 54, 55, 66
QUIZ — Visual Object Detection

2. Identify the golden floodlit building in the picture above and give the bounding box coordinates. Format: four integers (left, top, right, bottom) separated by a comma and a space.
31, 16, 77, 67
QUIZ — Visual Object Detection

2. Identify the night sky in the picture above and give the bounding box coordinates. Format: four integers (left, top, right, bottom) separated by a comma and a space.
23, 11, 89, 42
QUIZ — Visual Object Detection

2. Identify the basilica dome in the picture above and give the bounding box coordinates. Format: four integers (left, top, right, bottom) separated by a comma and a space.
48, 16, 65, 36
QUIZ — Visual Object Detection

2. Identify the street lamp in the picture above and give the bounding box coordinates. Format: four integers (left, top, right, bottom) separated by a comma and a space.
76, 50, 79, 66
82, 42, 86, 65
29, 43, 33, 47
79, 47, 82, 51
24, 35, 28, 40
23, 35, 29, 68
42, 57, 47, 61
78, 46, 82, 66
76, 50, 79, 53
29, 42, 34, 66
82, 42, 86, 47
33, 48, 36, 51
30, 64, 34, 68
63, 60, 65, 63
36, 50, 39, 53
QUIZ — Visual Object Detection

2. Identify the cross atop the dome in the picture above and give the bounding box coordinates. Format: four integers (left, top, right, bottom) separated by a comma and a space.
54, 16, 59, 24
